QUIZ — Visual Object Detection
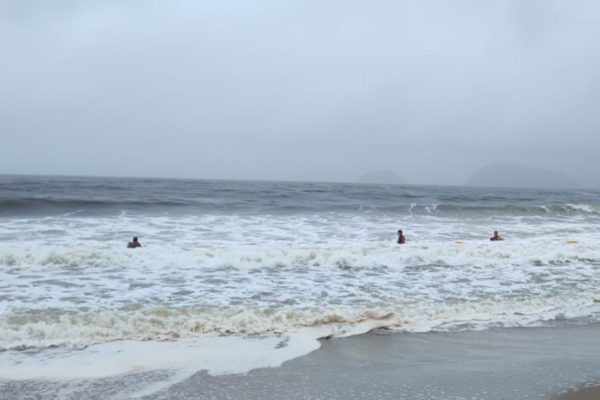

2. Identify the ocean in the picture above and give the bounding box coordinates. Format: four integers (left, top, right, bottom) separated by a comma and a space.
1, 175, 600, 398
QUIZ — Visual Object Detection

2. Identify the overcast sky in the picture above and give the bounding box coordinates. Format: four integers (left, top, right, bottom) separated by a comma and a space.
1, 0, 599, 186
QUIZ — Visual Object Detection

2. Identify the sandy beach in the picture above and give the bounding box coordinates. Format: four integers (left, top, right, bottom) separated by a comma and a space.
151, 324, 600, 400
2, 324, 599, 400
558, 386, 600, 400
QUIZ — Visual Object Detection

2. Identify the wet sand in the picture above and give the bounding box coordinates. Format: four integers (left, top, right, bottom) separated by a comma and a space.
557, 386, 600, 400
2, 324, 600, 400
144, 324, 600, 400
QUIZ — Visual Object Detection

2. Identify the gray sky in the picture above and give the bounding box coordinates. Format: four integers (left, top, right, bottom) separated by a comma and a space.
1, 0, 599, 186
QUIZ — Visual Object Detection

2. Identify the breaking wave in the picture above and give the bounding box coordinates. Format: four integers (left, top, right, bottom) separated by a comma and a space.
2, 239, 600, 351
2, 195, 599, 218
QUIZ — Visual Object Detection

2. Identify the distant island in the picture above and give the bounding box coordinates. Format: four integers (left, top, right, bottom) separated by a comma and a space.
358, 171, 405, 185
466, 164, 580, 189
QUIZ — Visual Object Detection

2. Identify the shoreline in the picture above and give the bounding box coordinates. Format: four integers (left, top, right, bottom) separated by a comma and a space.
3, 324, 600, 399
145, 323, 600, 400
557, 386, 600, 400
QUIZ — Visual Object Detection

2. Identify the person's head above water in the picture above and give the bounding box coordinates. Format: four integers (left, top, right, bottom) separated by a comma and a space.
128, 237, 142, 248
397, 229, 406, 244
490, 231, 504, 241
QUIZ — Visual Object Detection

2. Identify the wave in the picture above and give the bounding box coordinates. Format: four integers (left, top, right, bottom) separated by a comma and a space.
371, 203, 600, 217
2, 238, 600, 274
0, 197, 189, 212
0, 307, 393, 351
1, 239, 600, 270
2, 195, 600, 218
2, 297, 599, 352
1, 241, 600, 350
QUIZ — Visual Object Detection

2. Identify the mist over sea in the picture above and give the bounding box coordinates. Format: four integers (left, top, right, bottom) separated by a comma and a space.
1, 175, 600, 396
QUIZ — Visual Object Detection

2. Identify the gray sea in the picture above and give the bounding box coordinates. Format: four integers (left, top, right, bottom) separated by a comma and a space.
1, 175, 599, 397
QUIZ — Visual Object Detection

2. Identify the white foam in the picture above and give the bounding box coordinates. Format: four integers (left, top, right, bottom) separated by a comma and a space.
0, 319, 389, 398
0, 334, 310, 380
564, 203, 598, 213
2, 211, 600, 388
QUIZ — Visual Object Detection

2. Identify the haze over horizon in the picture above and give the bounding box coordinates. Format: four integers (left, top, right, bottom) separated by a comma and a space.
1, 1, 599, 187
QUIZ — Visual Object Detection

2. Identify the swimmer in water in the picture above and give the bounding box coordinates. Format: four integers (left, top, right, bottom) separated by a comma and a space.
490, 231, 504, 241
397, 230, 406, 244
127, 237, 142, 248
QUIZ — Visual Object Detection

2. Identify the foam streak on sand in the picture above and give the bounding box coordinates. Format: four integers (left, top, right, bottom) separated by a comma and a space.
3, 325, 600, 400
0, 320, 390, 399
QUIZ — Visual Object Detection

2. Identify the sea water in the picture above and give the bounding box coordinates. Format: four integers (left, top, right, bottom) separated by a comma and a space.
1, 175, 600, 396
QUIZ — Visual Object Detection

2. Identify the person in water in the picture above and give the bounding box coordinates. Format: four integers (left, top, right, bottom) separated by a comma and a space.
490, 231, 504, 241
397, 230, 406, 244
127, 237, 142, 248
